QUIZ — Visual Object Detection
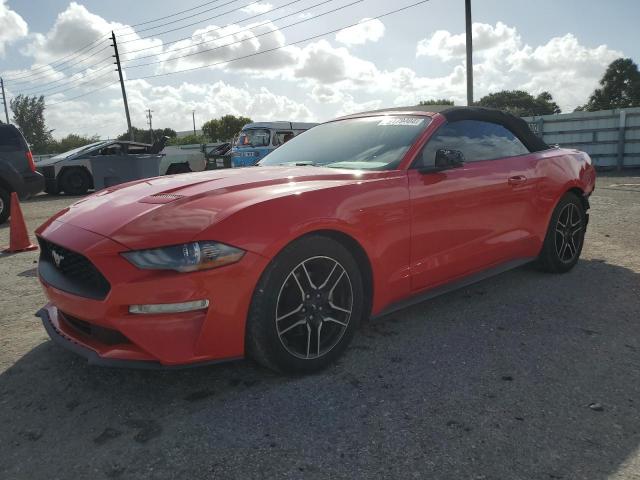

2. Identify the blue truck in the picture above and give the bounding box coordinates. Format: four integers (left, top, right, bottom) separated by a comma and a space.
230, 121, 318, 167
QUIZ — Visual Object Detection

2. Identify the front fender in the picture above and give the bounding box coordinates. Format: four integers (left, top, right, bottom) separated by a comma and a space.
197, 174, 412, 314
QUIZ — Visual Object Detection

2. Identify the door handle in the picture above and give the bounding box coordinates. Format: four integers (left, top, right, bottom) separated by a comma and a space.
508, 175, 527, 186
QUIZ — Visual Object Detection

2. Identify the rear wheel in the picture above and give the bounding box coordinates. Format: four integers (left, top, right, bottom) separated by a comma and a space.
0, 187, 10, 224
246, 235, 364, 373
59, 168, 92, 195
537, 192, 586, 273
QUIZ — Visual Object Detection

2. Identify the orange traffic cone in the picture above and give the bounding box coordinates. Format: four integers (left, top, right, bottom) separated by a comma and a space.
2, 192, 38, 253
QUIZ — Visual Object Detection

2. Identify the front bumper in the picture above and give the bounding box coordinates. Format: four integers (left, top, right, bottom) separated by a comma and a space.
36, 166, 58, 194
36, 306, 240, 369
18, 171, 45, 198
36, 220, 270, 367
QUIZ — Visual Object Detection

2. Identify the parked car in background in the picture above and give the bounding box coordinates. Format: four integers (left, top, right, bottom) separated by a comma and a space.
36, 137, 206, 195
0, 123, 44, 224
230, 121, 318, 167
35, 106, 596, 373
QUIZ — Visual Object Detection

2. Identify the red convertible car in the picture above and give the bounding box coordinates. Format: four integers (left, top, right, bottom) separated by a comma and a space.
36, 107, 596, 373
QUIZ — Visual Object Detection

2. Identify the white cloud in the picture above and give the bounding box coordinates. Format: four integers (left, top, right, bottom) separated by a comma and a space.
45, 80, 314, 138
416, 21, 519, 61
294, 40, 379, 84
335, 18, 385, 46
7, 0, 625, 139
157, 21, 298, 73
241, 2, 273, 14
22, 2, 161, 63
0, 0, 28, 57
414, 21, 622, 110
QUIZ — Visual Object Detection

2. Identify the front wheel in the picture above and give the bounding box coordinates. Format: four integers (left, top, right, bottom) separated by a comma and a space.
59, 168, 92, 195
246, 235, 364, 374
537, 192, 587, 273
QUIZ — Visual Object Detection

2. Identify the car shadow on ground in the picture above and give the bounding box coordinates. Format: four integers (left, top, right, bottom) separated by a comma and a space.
1, 258, 639, 479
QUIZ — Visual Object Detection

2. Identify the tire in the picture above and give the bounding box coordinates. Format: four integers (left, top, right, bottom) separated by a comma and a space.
537, 191, 587, 273
0, 187, 10, 225
246, 235, 364, 374
59, 168, 91, 195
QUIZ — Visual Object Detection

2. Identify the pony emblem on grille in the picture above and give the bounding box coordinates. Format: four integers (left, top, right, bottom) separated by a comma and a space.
51, 250, 64, 268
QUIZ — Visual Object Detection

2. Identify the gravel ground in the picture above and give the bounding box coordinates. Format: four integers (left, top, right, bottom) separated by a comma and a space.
0, 175, 639, 480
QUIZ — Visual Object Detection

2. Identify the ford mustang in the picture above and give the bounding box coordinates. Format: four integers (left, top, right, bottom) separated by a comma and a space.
35, 107, 596, 373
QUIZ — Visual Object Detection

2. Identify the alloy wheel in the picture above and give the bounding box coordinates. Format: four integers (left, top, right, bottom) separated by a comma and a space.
275, 256, 353, 360
554, 203, 583, 263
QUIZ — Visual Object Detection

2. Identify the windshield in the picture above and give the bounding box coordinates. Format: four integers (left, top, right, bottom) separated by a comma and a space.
51, 141, 110, 160
236, 129, 270, 147
258, 116, 431, 170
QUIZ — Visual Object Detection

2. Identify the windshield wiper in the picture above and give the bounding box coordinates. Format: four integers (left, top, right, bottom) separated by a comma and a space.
291, 161, 317, 166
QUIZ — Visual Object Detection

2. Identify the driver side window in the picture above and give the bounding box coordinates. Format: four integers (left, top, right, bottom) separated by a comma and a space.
415, 120, 530, 168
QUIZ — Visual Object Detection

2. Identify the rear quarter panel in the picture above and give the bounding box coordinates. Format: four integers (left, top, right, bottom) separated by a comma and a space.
531, 148, 596, 239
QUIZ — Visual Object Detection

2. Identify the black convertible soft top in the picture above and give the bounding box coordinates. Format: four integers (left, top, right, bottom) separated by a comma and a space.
436, 106, 549, 152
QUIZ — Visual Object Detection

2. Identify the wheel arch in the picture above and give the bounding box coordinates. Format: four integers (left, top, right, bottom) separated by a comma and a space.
565, 186, 590, 211
58, 165, 94, 187
261, 228, 374, 321
305, 229, 374, 319
0, 176, 14, 194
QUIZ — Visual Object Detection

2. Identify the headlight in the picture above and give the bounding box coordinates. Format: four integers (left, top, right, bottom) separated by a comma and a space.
122, 241, 245, 272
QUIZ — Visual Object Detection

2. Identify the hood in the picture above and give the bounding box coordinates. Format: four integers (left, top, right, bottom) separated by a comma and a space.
48, 166, 371, 250
36, 156, 66, 167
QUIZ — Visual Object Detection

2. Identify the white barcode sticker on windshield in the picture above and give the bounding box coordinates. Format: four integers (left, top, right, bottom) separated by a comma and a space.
378, 117, 424, 127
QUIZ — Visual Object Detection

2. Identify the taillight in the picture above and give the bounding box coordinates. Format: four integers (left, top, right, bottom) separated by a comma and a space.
26, 151, 36, 172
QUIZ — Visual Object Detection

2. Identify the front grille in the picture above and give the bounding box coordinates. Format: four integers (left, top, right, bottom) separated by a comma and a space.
61, 312, 130, 345
38, 237, 111, 300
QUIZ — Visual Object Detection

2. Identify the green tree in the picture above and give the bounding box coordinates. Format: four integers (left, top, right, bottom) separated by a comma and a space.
117, 126, 177, 144
167, 133, 209, 145
47, 133, 101, 154
10, 94, 52, 153
202, 114, 252, 142
476, 90, 561, 116
577, 58, 640, 111
419, 99, 454, 106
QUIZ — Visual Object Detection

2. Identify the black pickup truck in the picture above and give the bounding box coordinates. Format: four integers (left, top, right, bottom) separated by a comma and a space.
0, 124, 45, 224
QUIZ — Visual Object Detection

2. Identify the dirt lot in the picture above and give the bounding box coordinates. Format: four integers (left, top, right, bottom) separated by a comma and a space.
1, 175, 639, 479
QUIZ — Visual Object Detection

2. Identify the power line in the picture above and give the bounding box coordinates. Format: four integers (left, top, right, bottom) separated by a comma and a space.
1, 37, 110, 82
124, 0, 360, 70
10, 58, 114, 95
46, 81, 120, 107
120, 0, 229, 30
0, 0, 241, 81
120, 0, 329, 62
119, 0, 277, 44
21, 69, 116, 98
128, 0, 430, 81
4, 45, 113, 87
118, 0, 246, 37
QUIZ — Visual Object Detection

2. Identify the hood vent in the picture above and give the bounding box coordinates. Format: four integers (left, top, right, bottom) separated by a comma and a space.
139, 193, 186, 204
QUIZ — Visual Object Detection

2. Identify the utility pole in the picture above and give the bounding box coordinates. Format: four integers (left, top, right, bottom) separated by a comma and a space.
192, 110, 196, 136
111, 31, 133, 141
0, 78, 10, 124
465, 0, 474, 106
146, 108, 154, 143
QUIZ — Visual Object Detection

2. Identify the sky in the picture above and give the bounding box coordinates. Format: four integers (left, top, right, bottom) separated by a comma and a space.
0, 0, 638, 139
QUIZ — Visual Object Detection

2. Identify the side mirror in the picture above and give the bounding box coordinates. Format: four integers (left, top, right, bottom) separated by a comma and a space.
434, 149, 464, 169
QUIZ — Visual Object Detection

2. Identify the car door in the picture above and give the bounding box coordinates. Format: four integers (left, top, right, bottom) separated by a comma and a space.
407, 119, 536, 292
